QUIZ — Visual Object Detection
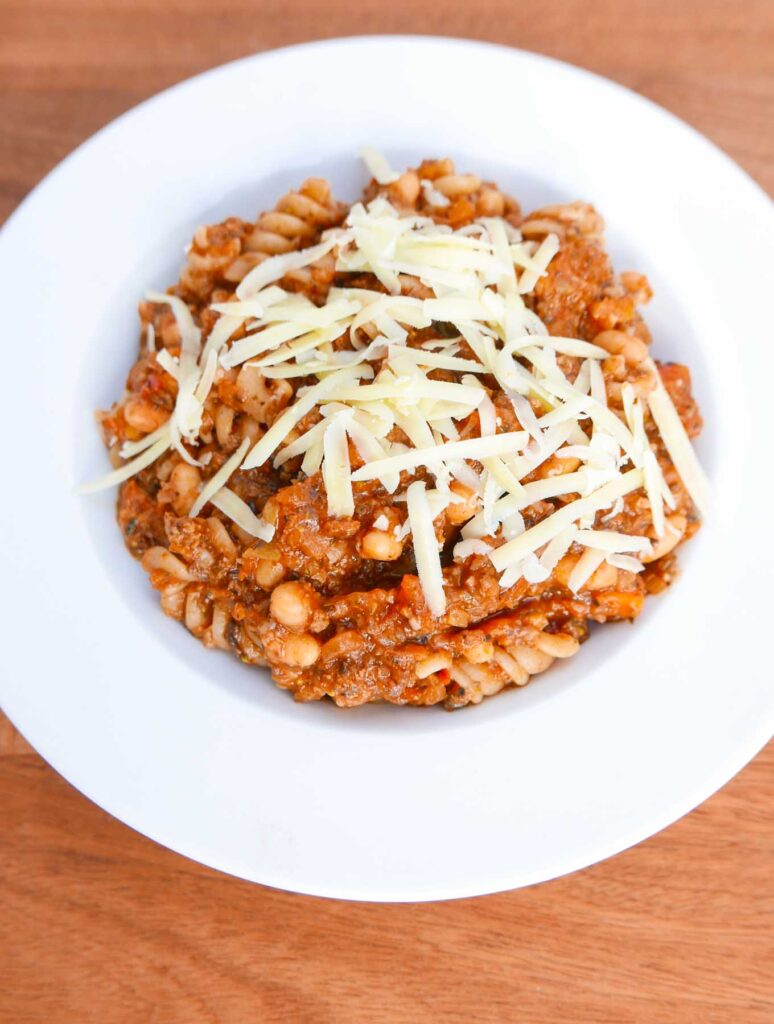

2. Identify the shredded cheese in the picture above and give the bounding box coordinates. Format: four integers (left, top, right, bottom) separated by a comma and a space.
241, 367, 366, 471
350, 431, 529, 483
82, 152, 710, 619
646, 359, 710, 517
539, 526, 579, 574
322, 413, 355, 516
78, 435, 170, 494
189, 438, 250, 517
210, 486, 275, 541
360, 147, 400, 185
236, 236, 341, 300
568, 548, 606, 593
518, 234, 560, 293
146, 291, 201, 360
575, 529, 652, 555
200, 313, 247, 366
406, 481, 446, 617
490, 470, 645, 572
120, 422, 170, 460
328, 377, 484, 407
453, 538, 493, 560
608, 553, 646, 574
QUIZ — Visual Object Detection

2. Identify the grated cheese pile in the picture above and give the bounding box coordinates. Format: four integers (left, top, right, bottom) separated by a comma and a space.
83, 151, 710, 619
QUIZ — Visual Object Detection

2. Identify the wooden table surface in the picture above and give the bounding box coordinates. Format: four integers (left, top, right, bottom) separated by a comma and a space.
1, 2, 772, 1021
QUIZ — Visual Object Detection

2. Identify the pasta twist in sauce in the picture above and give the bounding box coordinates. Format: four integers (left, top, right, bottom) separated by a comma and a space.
222, 178, 346, 294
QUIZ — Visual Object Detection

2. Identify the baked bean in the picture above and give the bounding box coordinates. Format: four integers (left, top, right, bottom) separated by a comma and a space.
238, 365, 293, 425
587, 561, 619, 591
434, 174, 482, 197
170, 464, 201, 515
519, 217, 564, 239
254, 559, 286, 589
523, 201, 603, 238
124, 397, 169, 433
270, 581, 315, 630
476, 188, 505, 217
283, 633, 321, 667
253, 542, 280, 561
643, 513, 687, 562
360, 528, 403, 561
214, 404, 235, 447
236, 365, 266, 416
593, 330, 648, 365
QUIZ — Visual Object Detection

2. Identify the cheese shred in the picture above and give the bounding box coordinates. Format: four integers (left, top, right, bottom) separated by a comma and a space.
406, 481, 446, 617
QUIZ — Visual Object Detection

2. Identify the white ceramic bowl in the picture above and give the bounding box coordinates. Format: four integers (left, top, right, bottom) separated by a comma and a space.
1, 37, 772, 901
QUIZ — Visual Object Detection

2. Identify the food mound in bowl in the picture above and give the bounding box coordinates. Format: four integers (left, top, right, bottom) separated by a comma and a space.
83, 150, 707, 709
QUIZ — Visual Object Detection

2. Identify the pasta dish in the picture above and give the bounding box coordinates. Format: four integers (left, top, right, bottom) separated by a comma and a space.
83, 151, 708, 708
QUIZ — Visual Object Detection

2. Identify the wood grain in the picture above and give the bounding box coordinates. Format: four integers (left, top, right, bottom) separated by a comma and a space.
1, 1, 772, 1020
